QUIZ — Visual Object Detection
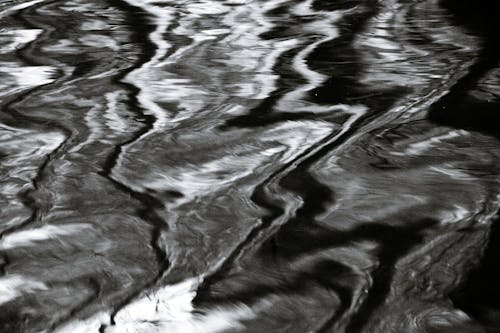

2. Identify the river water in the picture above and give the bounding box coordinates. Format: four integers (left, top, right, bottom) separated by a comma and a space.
0, 0, 499, 332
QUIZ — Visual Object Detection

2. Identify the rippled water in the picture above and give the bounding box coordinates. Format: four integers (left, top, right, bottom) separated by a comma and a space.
0, 0, 499, 332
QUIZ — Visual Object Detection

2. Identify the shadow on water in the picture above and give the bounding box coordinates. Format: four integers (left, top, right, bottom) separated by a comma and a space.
195, 181, 437, 332
428, 0, 500, 138
430, 3, 500, 330
452, 213, 500, 333
195, 154, 437, 332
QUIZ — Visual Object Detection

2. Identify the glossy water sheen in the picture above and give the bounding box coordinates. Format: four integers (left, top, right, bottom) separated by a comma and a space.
0, 0, 499, 332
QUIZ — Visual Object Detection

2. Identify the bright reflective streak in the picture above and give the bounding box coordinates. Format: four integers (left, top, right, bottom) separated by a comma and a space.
0, 0, 46, 18
0, 275, 47, 305
0, 29, 43, 53
0, 63, 57, 96
0, 224, 91, 250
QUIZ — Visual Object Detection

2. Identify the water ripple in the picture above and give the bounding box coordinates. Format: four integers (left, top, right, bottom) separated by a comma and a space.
1, 0, 500, 332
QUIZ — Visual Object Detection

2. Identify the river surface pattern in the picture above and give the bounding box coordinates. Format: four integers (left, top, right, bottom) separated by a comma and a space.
0, 0, 500, 332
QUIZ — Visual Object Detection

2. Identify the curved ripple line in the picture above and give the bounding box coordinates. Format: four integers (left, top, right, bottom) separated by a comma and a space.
275, 0, 341, 113
0, 0, 71, 239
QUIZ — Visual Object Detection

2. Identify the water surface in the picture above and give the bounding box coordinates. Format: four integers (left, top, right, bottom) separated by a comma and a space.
0, 0, 500, 332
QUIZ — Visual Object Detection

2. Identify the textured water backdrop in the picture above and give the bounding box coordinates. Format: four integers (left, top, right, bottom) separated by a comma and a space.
0, 0, 500, 332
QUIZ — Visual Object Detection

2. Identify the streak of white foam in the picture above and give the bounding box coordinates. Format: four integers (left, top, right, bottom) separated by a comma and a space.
54, 277, 257, 333
0, 224, 90, 249
0, 0, 46, 17
108, 277, 257, 333
114, 278, 198, 324
0, 63, 56, 95
0, 29, 43, 53
428, 165, 475, 181
12, 65, 55, 86
392, 130, 467, 156
109, 304, 255, 333
0, 275, 47, 305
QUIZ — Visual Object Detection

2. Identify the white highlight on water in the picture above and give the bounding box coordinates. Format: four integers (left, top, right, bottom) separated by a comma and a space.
0, 224, 90, 250
0, 275, 47, 305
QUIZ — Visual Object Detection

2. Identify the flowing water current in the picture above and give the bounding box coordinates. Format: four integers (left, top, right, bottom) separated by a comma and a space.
0, 0, 500, 332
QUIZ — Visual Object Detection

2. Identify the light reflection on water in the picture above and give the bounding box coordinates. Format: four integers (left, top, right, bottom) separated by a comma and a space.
0, 0, 499, 332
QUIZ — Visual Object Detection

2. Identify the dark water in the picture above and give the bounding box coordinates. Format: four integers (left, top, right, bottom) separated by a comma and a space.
0, 0, 499, 332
